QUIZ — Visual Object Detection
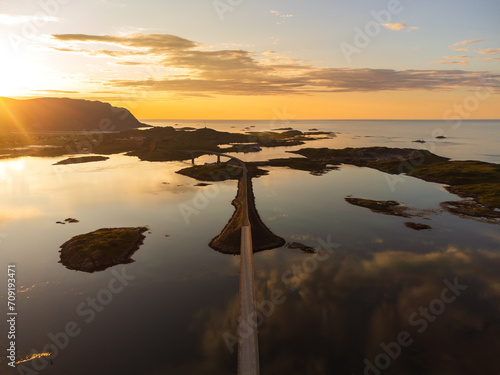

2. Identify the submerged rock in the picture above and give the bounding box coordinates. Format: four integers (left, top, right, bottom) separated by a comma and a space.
345, 197, 412, 217
285, 242, 316, 253
404, 222, 432, 230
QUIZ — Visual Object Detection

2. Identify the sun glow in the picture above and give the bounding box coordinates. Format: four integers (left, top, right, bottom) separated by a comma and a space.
0, 42, 55, 97
0, 41, 28, 96
0, 61, 23, 97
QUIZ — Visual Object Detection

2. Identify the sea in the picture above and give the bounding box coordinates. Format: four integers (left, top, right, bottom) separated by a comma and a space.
0, 120, 499, 374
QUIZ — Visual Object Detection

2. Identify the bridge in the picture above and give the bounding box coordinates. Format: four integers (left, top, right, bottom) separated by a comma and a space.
186, 150, 260, 375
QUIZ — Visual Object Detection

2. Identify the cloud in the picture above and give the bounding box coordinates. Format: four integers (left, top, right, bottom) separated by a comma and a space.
51, 33, 500, 97
476, 48, 500, 55
270, 10, 293, 18
52, 33, 198, 52
454, 48, 469, 51
484, 57, 500, 62
443, 55, 475, 59
114, 61, 149, 66
32, 89, 79, 94
382, 23, 407, 31
0, 13, 58, 25
450, 39, 483, 48
408, 26, 419, 31
270, 10, 293, 25
188, 248, 500, 374
433, 60, 469, 66
109, 67, 500, 96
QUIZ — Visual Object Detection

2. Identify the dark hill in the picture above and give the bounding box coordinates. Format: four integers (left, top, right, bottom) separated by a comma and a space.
0, 97, 147, 132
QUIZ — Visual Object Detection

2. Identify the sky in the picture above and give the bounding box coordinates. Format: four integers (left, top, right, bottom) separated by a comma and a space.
0, 0, 499, 119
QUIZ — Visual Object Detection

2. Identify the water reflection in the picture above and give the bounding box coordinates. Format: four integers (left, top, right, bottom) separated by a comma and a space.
1, 153, 499, 375
190, 247, 500, 374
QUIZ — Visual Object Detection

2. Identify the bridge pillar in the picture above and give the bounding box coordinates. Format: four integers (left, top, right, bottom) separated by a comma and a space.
217, 155, 221, 164
191, 153, 195, 165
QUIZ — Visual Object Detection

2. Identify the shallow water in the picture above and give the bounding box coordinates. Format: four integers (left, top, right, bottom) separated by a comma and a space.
0, 121, 499, 375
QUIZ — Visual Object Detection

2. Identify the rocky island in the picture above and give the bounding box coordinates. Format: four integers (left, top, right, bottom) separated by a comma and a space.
59, 227, 148, 272
292, 147, 500, 221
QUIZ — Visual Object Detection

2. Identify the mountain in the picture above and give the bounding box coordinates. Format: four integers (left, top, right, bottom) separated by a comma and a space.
0, 97, 147, 132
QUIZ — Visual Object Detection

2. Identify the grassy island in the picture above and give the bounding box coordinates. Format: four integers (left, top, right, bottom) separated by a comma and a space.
292, 147, 500, 220
59, 227, 148, 272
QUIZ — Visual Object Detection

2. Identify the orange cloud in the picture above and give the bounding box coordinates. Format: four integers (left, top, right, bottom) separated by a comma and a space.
51, 33, 500, 97
382, 23, 406, 31
449, 39, 483, 48
476, 48, 500, 55
433, 60, 469, 66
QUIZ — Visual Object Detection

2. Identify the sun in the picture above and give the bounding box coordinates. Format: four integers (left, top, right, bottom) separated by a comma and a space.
0, 47, 29, 97
0, 61, 23, 97
0, 42, 50, 97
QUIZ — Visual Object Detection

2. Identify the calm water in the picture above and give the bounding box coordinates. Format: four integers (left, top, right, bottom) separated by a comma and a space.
143, 119, 500, 163
0, 120, 499, 374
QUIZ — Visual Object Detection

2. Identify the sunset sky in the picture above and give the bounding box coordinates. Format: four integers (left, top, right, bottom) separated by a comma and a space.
0, 0, 499, 119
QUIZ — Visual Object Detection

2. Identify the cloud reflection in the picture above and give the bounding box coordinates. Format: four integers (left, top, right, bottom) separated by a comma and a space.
188, 247, 500, 374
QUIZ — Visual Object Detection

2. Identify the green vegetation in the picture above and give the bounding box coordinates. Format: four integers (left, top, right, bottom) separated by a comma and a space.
293, 147, 500, 218
410, 161, 500, 207
292, 147, 448, 173
440, 201, 500, 221
59, 227, 148, 272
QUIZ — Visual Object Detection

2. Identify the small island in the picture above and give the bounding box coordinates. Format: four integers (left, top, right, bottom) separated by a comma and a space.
345, 197, 412, 217
285, 242, 316, 253
404, 222, 432, 230
54, 156, 109, 165
292, 147, 500, 221
59, 227, 148, 272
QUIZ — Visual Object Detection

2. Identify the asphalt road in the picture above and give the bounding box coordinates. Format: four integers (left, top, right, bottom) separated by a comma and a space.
186, 151, 260, 374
